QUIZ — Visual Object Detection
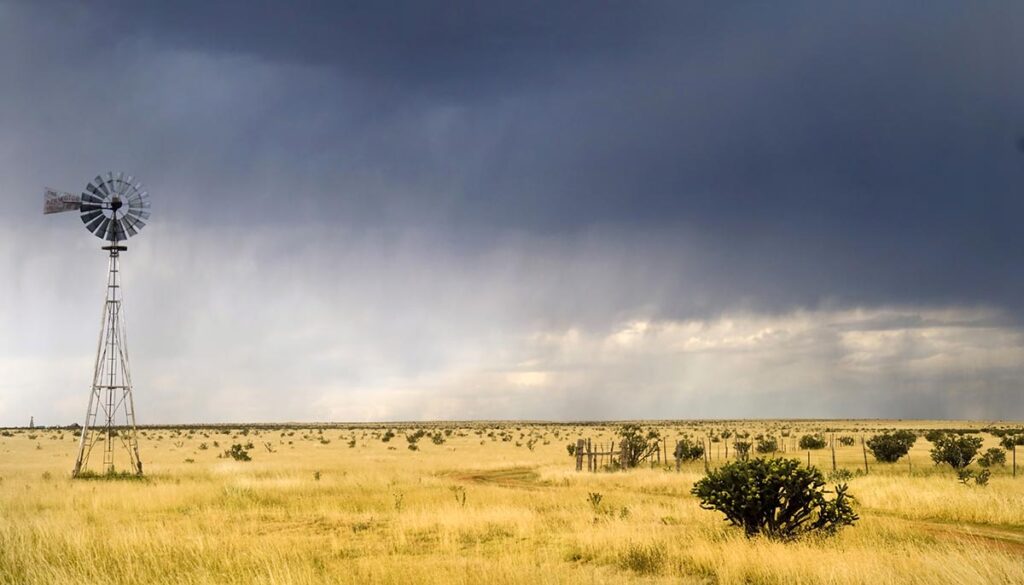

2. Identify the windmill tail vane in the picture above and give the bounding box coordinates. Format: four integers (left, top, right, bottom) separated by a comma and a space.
43, 172, 151, 477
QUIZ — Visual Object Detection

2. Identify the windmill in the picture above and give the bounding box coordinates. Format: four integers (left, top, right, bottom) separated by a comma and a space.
44, 172, 151, 477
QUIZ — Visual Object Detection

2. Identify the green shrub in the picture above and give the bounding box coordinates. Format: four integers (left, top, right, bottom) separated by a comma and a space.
930, 434, 983, 470
978, 448, 1006, 467
866, 430, 916, 463
755, 436, 778, 454
673, 437, 705, 461
618, 424, 657, 468
691, 457, 857, 540
998, 434, 1024, 451
223, 443, 251, 461
798, 434, 827, 450
837, 436, 856, 447
733, 441, 752, 461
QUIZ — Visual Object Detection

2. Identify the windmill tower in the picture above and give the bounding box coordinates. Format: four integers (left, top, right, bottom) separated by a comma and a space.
44, 173, 151, 477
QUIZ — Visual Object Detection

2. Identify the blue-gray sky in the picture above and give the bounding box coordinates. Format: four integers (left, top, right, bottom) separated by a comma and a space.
1, 1, 1023, 424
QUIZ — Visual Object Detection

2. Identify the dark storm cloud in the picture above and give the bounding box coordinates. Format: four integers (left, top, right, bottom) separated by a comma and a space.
4, 1, 1024, 422
28, 0, 1020, 316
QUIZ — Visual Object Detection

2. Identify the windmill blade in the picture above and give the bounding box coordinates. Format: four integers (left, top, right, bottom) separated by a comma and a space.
123, 219, 138, 237
80, 210, 103, 224
85, 214, 106, 234
94, 176, 109, 197
43, 188, 82, 214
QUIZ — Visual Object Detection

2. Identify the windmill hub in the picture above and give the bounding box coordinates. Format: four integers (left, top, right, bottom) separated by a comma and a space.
43, 172, 151, 477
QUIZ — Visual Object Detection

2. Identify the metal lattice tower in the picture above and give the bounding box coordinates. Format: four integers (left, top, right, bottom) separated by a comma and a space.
43, 172, 151, 477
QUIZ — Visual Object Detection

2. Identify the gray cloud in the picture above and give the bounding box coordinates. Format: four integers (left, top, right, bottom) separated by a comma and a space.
1, 1, 1023, 423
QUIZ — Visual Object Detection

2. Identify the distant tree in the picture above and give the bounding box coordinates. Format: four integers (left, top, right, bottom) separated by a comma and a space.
798, 434, 827, 450
733, 441, 752, 461
998, 434, 1024, 451
673, 437, 705, 462
866, 431, 917, 463
619, 424, 658, 468
930, 434, 983, 470
755, 436, 778, 454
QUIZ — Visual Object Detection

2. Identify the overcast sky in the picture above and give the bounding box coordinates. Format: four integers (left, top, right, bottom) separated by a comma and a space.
2, 1, 1023, 425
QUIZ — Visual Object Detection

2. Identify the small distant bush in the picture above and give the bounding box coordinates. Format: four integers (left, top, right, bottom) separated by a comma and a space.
998, 434, 1024, 451
223, 443, 251, 462
618, 424, 658, 468
837, 436, 856, 447
977, 448, 1006, 468
691, 457, 857, 540
566, 443, 577, 457
798, 434, 827, 450
924, 430, 946, 444
755, 436, 778, 454
974, 468, 991, 486
733, 441, 752, 461
673, 437, 705, 461
866, 430, 916, 463
930, 434, 983, 470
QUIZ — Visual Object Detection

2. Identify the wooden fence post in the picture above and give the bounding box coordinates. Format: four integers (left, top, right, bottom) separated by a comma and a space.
587, 438, 594, 472
861, 436, 869, 475
575, 439, 584, 472
831, 432, 836, 473
1013, 445, 1017, 478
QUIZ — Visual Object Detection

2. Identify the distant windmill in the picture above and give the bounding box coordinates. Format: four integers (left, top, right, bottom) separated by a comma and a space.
44, 173, 151, 477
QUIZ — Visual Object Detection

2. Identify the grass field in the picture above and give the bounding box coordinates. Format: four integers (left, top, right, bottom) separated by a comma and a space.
1, 420, 1023, 584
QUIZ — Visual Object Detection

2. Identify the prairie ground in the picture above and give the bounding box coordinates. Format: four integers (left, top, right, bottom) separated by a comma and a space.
1, 420, 1023, 585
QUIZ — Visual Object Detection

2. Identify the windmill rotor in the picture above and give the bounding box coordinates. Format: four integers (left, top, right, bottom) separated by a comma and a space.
79, 172, 151, 242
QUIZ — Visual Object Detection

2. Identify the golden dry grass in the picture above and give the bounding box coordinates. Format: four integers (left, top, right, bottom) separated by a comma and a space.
1, 420, 1022, 584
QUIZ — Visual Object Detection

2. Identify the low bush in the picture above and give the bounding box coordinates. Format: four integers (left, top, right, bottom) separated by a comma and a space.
978, 448, 1006, 468
673, 437, 705, 461
798, 434, 827, 450
691, 457, 857, 540
732, 441, 752, 461
223, 443, 251, 461
866, 430, 916, 463
930, 434, 983, 470
755, 436, 778, 454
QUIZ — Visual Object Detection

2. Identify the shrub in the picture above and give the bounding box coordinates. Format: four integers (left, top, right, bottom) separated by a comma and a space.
755, 436, 778, 454
223, 443, 251, 461
733, 441, 752, 461
838, 436, 856, 447
567, 443, 577, 457
798, 434, 827, 450
998, 434, 1024, 451
974, 469, 991, 486
924, 430, 946, 443
691, 457, 857, 540
930, 434, 983, 469
866, 430, 916, 463
673, 437, 705, 462
978, 448, 1006, 468
618, 424, 657, 468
